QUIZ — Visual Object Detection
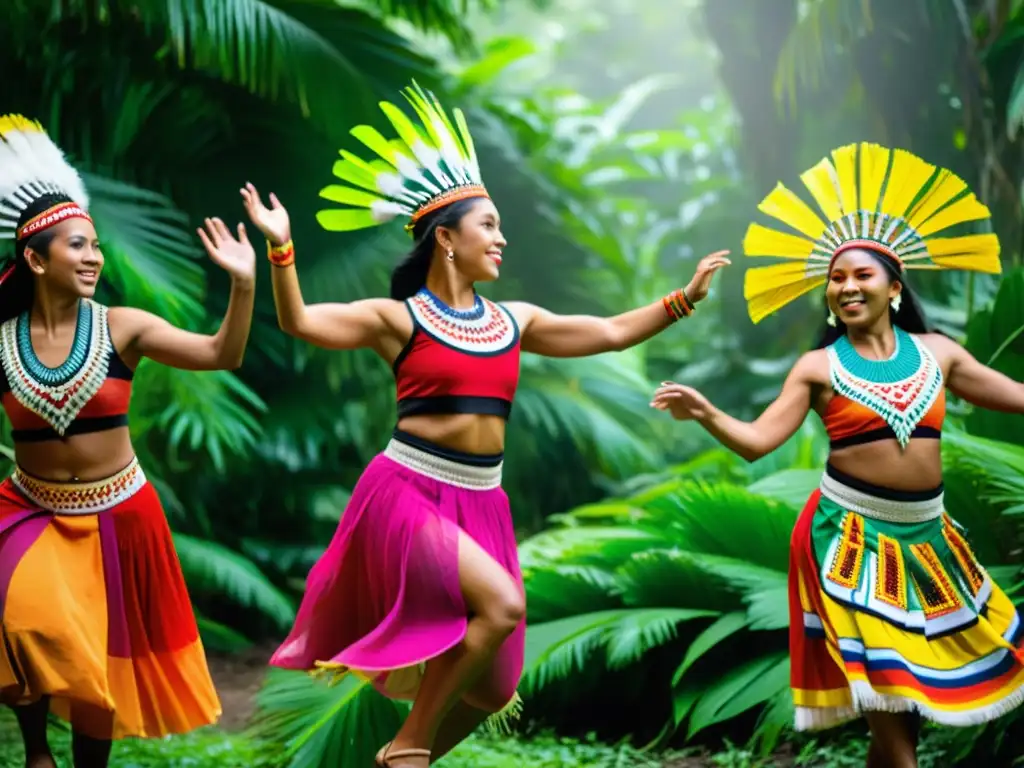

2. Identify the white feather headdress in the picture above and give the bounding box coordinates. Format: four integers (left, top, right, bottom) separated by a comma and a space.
0, 114, 91, 244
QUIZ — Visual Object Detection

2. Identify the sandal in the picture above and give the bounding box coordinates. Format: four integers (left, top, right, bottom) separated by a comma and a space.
375, 742, 431, 766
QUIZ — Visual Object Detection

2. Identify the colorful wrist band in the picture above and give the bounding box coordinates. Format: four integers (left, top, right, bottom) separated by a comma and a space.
267, 239, 295, 268
662, 288, 693, 321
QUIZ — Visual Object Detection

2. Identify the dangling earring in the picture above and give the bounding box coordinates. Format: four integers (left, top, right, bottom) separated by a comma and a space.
890, 294, 902, 312
827, 308, 837, 327
446, 248, 455, 262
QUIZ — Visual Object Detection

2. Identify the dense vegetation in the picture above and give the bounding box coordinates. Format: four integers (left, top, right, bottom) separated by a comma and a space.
2, 0, 1024, 766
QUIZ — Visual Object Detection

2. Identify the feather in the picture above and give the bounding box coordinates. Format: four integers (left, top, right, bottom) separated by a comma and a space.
757, 183, 826, 240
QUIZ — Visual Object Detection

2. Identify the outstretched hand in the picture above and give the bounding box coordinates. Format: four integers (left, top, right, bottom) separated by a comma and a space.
684, 250, 731, 304
240, 182, 291, 247
650, 381, 713, 421
197, 217, 255, 286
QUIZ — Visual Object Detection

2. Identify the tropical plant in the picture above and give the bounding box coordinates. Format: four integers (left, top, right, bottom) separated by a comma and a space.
516, 421, 1024, 758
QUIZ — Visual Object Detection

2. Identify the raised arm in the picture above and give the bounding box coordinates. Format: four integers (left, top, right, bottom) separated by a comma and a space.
239, 183, 404, 353
651, 352, 820, 462
931, 334, 1024, 413
113, 217, 255, 370
506, 251, 730, 358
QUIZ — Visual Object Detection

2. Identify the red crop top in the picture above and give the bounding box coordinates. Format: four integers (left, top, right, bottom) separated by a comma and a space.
0, 300, 134, 443
393, 288, 521, 420
822, 329, 945, 450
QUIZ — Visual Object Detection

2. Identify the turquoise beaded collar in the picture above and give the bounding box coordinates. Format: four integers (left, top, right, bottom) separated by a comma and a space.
0, 299, 113, 436
827, 327, 943, 449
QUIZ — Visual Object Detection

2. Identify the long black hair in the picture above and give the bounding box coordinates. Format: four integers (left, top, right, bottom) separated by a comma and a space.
815, 249, 931, 348
390, 196, 486, 301
0, 193, 69, 324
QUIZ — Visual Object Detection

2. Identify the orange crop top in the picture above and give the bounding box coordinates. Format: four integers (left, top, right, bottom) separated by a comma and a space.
0, 300, 133, 443
822, 328, 945, 450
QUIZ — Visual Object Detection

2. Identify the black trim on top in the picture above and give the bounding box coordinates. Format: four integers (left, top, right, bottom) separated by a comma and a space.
830, 425, 940, 450
12, 414, 130, 443
825, 461, 943, 502
397, 395, 512, 421
392, 428, 504, 467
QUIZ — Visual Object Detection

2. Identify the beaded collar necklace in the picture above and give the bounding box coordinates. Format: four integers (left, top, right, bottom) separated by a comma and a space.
827, 326, 943, 449
0, 299, 112, 436
407, 287, 518, 355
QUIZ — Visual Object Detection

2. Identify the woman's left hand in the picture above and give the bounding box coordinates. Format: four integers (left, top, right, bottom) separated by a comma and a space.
684, 250, 732, 304
197, 217, 256, 286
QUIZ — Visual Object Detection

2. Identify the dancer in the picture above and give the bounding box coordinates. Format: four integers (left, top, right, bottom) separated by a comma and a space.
243, 82, 730, 767
652, 142, 1023, 767
0, 115, 256, 767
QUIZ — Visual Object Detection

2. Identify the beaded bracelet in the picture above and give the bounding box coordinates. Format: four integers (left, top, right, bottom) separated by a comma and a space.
267, 239, 295, 268
662, 288, 694, 321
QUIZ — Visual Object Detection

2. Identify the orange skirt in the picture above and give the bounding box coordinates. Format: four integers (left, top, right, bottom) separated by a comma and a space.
0, 459, 221, 739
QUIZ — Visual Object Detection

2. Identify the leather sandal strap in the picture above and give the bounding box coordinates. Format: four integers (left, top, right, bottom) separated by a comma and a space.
386, 747, 432, 759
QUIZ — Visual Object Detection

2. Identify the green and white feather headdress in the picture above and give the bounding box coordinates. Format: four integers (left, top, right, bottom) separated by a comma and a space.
316, 81, 488, 234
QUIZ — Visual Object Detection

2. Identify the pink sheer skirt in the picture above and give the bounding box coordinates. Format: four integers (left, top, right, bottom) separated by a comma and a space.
270, 432, 524, 714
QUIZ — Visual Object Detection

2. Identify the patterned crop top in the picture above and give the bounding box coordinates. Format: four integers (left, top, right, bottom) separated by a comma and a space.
393, 288, 521, 420
0, 299, 134, 443
822, 327, 945, 450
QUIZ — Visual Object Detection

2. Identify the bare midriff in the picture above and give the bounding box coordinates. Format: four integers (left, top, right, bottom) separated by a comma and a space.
396, 412, 508, 456
827, 438, 943, 492
13, 429, 136, 482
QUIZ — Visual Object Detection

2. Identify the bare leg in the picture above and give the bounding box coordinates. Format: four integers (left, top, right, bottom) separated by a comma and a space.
71, 732, 112, 768
10, 699, 56, 768
429, 701, 489, 763
382, 532, 524, 767
864, 712, 919, 768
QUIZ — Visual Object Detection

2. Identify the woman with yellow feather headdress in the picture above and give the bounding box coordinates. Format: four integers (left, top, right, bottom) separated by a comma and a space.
653, 143, 1024, 764
237, 81, 730, 767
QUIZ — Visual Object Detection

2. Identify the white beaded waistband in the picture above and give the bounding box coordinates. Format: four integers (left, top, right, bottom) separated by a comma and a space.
819, 472, 943, 523
384, 439, 502, 491
11, 457, 147, 515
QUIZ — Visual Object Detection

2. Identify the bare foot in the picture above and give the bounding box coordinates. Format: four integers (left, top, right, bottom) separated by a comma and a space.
26, 754, 57, 768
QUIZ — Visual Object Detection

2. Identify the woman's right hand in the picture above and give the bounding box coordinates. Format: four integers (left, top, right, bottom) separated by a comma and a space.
651, 381, 713, 421
240, 182, 292, 246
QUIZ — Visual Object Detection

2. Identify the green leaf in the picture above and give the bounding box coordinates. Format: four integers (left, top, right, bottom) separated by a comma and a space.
686, 652, 789, 738
173, 533, 296, 628
250, 669, 404, 768
672, 611, 748, 685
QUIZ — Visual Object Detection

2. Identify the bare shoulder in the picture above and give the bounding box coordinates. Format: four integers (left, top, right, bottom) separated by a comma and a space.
498, 300, 535, 326
792, 348, 829, 383
915, 332, 965, 362
106, 305, 152, 332
373, 297, 414, 336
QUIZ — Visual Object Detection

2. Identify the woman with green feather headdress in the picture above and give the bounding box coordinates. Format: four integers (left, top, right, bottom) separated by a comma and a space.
241, 81, 731, 767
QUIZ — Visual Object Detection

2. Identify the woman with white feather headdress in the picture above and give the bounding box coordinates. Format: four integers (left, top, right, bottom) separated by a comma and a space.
652, 142, 1024, 766
0, 115, 257, 766
240, 81, 731, 767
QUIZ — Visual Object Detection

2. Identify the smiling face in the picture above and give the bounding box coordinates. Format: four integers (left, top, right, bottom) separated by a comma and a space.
437, 197, 506, 282
825, 247, 902, 330
24, 218, 104, 298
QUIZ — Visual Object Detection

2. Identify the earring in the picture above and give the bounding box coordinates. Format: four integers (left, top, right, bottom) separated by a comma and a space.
890, 295, 902, 312
446, 248, 455, 262
827, 308, 837, 327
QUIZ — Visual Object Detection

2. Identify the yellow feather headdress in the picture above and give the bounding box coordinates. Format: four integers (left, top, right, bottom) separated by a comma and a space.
316, 81, 488, 235
742, 142, 1002, 324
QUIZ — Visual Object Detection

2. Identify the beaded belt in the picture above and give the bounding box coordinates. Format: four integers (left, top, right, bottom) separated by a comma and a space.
820, 471, 943, 523
384, 438, 502, 490
11, 457, 147, 515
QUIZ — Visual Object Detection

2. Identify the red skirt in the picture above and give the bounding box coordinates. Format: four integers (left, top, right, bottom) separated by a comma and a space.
0, 459, 221, 739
